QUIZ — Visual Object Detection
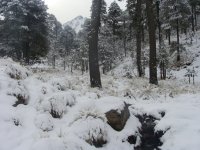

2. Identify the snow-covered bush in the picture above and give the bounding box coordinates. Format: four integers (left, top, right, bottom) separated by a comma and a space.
42, 92, 77, 118
5, 62, 30, 80
35, 114, 54, 132
50, 77, 72, 91
41, 86, 48, 95
7, 81, 29, 107
31, 61, 50, 71
0, 58, 30, 82
12, 117, 22, 126
70, 106, 107, 147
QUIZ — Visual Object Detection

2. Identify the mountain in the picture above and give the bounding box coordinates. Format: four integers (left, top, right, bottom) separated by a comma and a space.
63, 16, 87, 33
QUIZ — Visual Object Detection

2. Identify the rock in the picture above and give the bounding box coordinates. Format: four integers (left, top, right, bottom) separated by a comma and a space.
127, 135, 137, 145
105, 102, 130, 131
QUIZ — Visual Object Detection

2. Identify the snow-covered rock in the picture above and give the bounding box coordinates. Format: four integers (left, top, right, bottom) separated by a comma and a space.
105, 102, 130, 131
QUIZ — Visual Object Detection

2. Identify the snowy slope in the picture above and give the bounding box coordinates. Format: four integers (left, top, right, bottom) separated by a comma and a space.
63, 16, 87, 33
111, 30, 200, 85
167, 31, 200, 83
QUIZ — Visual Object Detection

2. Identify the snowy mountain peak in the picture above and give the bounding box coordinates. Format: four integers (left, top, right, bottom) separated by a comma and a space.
63, 16, 87, 33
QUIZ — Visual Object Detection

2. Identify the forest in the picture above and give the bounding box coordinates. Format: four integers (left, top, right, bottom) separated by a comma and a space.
0, 0, 200, 150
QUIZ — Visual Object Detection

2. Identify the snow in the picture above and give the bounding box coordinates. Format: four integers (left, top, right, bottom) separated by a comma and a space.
63, 16, 87, 33
1, 35, 200, 150
35, 113, 54, 132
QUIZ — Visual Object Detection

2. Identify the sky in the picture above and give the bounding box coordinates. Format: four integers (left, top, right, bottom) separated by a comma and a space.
44, 0, 126, 24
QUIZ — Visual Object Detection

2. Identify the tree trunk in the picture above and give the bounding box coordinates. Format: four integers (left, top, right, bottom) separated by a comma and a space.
24, 41, 30, 64
136, 0, 143, 77
71, 63, 73, 73
123, 19, 127, 57
113, 21, 116, 35
88, 0, 102, 88
53, 55, 56, 69
156, 0, 162, 49
176, 18, 180, 62
168, 29, 171, 45
141, 23, 145, 42
64, 60, 66, 70
146, 0, 158, 85
191, 5, 195, 32
194, 5, 197, 28
86, 61, 89, 72
81, 59, 85, 75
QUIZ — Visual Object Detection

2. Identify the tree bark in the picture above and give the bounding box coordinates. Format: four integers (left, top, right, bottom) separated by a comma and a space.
141, 23, 145, 42
191, 5, 195, 32
88, 0, 102, 88
176, 18, 180, 62
194, 5, 197, 28
168, 29, 171, 45
146, 0, 158, 85
123, 19, 127, 57
136, 0, 143, 77
156, 0, 162, 49
25, 41, 30, 64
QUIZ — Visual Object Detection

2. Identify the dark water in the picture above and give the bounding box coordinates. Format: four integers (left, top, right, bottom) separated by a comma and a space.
128, 113, 165, 150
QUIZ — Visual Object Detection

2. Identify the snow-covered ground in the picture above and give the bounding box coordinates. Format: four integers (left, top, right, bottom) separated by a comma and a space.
0, 56, 200, 150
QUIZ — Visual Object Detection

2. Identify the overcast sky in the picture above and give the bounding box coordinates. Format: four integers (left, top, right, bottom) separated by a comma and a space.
44, 0, 126, 24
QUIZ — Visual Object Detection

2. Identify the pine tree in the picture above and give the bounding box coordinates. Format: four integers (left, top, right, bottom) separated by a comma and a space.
108, 1, 122, 35
88, 0, 104, 88
60, 25, 76, 56
160, 0, 191, 62
77, 19, 91, 74
97, 1, 123, 74
47, 14, 63, 60
120, 10, 130, 57
21, 0, 48, 64
0, 0, 48, 63
146, 0, 158, 85
127, 0, 145, 77
189, 0, 200, 31
99, 24, 114, 74
135, 0, 143, 77
0, 0, 24, 60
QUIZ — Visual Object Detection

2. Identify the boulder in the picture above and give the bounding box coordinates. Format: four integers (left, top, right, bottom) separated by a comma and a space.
105, 102, 130, 131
